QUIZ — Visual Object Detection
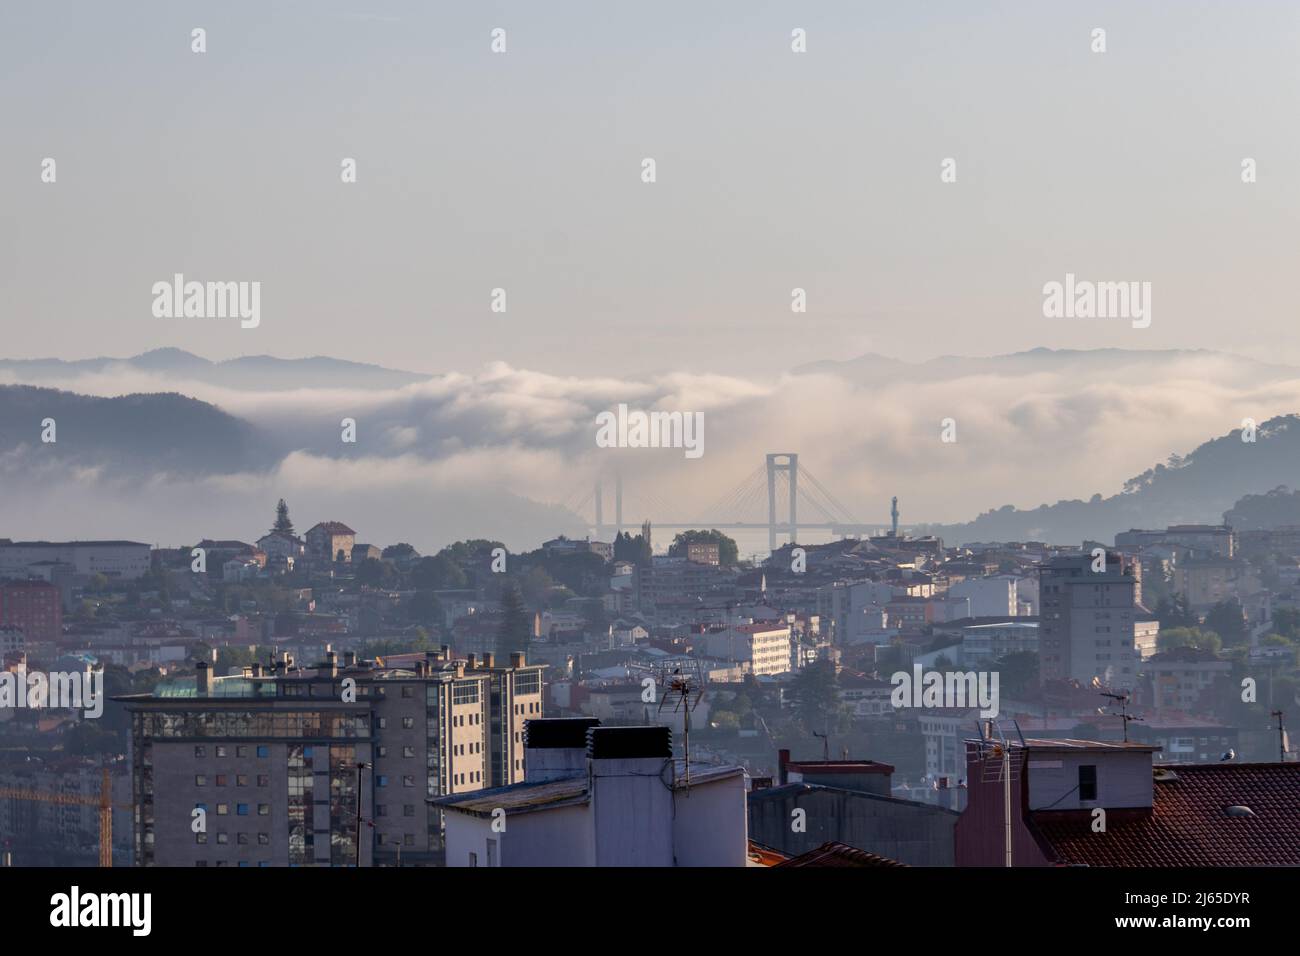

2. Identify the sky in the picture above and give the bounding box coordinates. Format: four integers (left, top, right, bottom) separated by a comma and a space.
3, 2, 1300, 552
3, 0, 1299, 378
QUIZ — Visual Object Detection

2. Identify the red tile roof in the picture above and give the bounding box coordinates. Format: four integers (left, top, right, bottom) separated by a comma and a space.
775, 842, 907, 868
1030, 763, 1300, 866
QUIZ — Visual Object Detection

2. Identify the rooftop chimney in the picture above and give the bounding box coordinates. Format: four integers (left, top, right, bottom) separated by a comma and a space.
466, 654, 477, 670
482, 652, 495, 669
325, 650, 338, 678
440, 644, 450, 659
587, 726, 675, 867
524, 717, 601, 782
195, 660, 212, 697
344, 651, 357, 667
510, 652, 525, 668
778, 748, 790, 785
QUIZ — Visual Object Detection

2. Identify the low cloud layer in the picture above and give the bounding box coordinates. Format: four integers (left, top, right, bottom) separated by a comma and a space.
4, 350, 1300, 551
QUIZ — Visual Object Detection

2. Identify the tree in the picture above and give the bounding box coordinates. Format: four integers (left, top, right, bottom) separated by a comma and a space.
273, 498, 294, 533
614, 530, 651, 566
668, 529, 740, 567
439, 540, 505, 563
1154, 594, 1196, 630
406, 590, 444, 627
996, 650, 1039, 697
496, 584, 532, 657
789, 660, 844, 733
1204, 599, 1247, 646
1157, 626, 1222, 655
381, 542, 419, 562
355, 557, 396, 587
410, 555, 467, 591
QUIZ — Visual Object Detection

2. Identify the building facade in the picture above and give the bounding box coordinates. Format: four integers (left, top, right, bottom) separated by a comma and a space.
120, 647, 543, 866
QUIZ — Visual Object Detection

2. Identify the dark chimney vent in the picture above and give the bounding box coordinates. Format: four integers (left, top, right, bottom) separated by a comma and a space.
195, 660, 212, 697
525, 717, 600, 750
586, 726, 672, 760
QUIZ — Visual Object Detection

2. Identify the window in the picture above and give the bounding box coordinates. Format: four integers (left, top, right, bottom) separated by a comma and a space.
217, 804, 229, 816
194, 746, 206, 758
487, 838, 497, 867
237, 804, 249, 816
403, 805, 415, 817
377, 718, 387, 729
258, 804, 270, 816
195, 775, 207, 787
377, 746, 387, 758
237, 833, 249, 845
216, 746, 228, 758
237, 775, 249, 787
402, 686, 414, 698
216, 833, 229, 845
1078, 765, 1098, 802
258, 833, 269, 845
376, 805, 388, 817
215, 775, 227, 787
257, 775, 269, 787
468, 852, 478, 867
403, 746, 416, 758
402, 717, 415, 729
256, 746, 269, 758
402, 775, 415, 788
196, 833, 208, 844
377, 775, 388, 787
236, 746, 249, 758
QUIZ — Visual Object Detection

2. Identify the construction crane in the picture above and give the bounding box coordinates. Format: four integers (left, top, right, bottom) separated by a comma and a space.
0, 767, 131, 867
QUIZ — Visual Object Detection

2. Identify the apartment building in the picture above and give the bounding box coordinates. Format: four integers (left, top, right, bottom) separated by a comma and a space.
0, 580, 63, 643
1143, 646, 1232, 713
0, 539, 151, 580
700, 622, 792, 676
1038, 552, 1141, 690
119, 646, 543, 866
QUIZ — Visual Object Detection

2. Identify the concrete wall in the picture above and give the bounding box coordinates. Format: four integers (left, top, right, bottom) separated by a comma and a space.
748, 786, 958, 866
444, 804, 596, 867
673, 773, 748, 866
1026, 750, 1152, 811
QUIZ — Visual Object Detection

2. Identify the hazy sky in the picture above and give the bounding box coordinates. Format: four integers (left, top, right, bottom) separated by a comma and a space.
3, 1, 1298, 378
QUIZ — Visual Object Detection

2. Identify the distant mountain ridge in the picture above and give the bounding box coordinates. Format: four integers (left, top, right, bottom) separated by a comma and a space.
921, 414, 1300, 545
0, 348, 428, 391
0, 384, 274, 475
792, 347, 1300, 384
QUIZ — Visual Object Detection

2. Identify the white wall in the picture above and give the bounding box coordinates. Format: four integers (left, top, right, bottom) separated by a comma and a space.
672, 773, 748, 866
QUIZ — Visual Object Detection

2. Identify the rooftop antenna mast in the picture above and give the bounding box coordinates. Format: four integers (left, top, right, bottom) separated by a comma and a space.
1098, 687, 1144, 742
1270, 710, 1290, 763
968, 718, 1026, 867
812, 729, 830, 762
655, 660, 705, 791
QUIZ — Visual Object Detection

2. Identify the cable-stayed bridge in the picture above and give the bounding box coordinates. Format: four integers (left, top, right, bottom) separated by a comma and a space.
554, 453, 886, 551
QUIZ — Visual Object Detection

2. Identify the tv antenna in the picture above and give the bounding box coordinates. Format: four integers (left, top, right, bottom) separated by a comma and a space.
968, 718, 1027, 867
1097, 686, 1144, 742
655, 660, 705, 790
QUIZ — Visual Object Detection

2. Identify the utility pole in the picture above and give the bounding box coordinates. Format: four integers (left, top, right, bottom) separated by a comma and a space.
1271, 710, 1288, 763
